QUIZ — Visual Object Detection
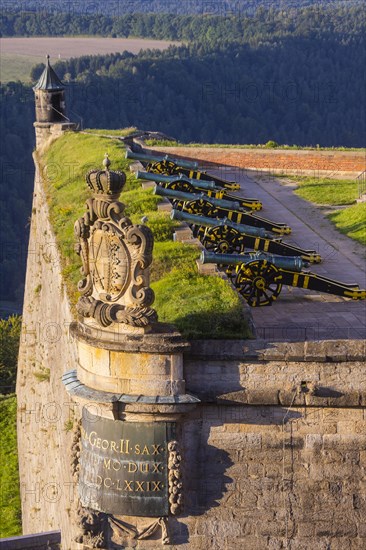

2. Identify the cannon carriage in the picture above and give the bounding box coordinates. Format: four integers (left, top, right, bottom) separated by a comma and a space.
171, 209, 321, 263
200, 251, 366, 307
136, 169, 262, 210
126, 148, 241, 191
153, 184, 291, 235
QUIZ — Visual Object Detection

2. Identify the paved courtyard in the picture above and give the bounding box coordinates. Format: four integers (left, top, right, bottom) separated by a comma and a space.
210, 166, 366, 341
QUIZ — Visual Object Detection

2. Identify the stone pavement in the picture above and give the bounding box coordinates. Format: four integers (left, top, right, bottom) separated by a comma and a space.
210, 167, 366, 341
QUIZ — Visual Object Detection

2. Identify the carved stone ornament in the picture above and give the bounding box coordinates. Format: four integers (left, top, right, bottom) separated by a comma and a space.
74, 154, 158, 329
168, 440, 183, 515
109, 516, 170, 546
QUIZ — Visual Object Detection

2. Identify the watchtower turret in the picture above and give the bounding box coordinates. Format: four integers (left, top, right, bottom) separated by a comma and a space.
33, 55, 76, 148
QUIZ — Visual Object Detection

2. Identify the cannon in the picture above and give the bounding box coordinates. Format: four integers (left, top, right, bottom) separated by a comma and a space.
154, 185, 291, 235
136, 170, 217, 191
125, 149, 199, 170
154, 184, 241, 211
200, 250, 366, 307
136, 170, 262, 210
171, 209, 321, 263
126, 148, 241, 191
172, 207, 273, 239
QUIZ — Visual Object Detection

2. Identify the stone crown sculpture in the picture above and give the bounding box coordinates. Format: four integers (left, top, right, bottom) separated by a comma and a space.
86, 153, 126, 196
74, 155, 158, 331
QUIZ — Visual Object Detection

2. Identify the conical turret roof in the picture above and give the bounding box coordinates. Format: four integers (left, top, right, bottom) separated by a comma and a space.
33, 55, 65, 91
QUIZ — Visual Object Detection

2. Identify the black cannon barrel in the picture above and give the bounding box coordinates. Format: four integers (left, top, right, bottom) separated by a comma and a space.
171, 208, 272, 238
136, 170, 217, 190
201, 250, 306, 272
154, 184, 242, 211
176, 167, 241, 191
126, 149, 198, 169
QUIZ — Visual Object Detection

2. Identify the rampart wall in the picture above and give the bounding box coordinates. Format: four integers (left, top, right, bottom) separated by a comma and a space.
151, 146, 366, 178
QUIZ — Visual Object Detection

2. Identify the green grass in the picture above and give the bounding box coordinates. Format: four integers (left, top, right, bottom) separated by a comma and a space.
82, 127, 138, 137
40, 132, 130, 307
152, 265, 251, 340
145, 139, 181, 147
328, 203, 366, 246
145, 139, 365, 152
0, 394, 21, 537
292, 177, 358, 205
41, 130, 250, 338
282, 176, 365, 246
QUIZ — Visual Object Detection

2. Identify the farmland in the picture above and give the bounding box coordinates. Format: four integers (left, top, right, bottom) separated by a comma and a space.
0, 37, 180, 82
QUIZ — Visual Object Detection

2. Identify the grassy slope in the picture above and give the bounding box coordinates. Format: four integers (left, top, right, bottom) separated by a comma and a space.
41, 131, 250, 338
328, 203, 366, 246
289, 177, 365, 246
293, 177, 359, 205
0, 395, 21, 537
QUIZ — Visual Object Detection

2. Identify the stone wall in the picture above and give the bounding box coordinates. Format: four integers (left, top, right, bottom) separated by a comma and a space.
151, 146, 366, 178
17, 152, 366, 549
163, 340, 366, 550
16, 155, 81, 550
33, 122, 77, 151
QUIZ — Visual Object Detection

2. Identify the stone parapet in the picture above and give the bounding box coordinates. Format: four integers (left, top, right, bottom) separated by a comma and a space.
33, 121, 77, 149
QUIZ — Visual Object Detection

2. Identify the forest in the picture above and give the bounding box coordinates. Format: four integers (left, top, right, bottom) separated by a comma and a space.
0, 3, 365, 303
2, 0, 362, 17
2, 4, 365, 40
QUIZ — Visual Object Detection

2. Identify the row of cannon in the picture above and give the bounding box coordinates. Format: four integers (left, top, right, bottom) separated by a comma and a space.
126, 148, 366, 307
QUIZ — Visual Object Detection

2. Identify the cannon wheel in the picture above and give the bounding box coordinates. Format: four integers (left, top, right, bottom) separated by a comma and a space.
172, 199, 217, 217
228, 260, 283, 306
201, 225, 245, 254
148, 160, 179, 175
185, 199, 218, 217
167, 180, 194, 193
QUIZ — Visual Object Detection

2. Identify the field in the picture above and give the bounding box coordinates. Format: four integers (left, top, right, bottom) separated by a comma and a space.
0, 37, 180, 83
288, 176, 365, 246
0, 395, 21, 537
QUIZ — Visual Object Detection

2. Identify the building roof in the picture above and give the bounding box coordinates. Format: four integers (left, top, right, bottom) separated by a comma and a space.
33, 55, 65, 91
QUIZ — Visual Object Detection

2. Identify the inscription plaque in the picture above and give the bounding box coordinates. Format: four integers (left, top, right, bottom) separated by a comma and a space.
79, 410, 175, 517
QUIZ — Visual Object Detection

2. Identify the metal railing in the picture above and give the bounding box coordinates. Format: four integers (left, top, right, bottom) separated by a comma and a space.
357, 169, 366, 199
0, 531, 61, 550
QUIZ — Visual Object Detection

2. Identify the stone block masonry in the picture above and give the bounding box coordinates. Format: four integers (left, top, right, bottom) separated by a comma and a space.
177, 405, 366, 549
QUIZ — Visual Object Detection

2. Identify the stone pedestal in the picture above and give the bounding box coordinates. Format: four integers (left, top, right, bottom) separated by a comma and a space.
63, 321, 199, 548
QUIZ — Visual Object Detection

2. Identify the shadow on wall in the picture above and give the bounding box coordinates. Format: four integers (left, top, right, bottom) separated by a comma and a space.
168, 406, 302, 545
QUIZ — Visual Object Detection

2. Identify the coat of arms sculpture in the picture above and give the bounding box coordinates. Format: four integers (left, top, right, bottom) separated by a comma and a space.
74, 154, 158, 330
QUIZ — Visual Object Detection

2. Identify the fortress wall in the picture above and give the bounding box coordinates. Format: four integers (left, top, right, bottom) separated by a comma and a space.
16, 156, 81, 550
16, 153, 366, 549
151, 146, 366, 178
176, 402, 366, 550
168, 341, 366, 550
